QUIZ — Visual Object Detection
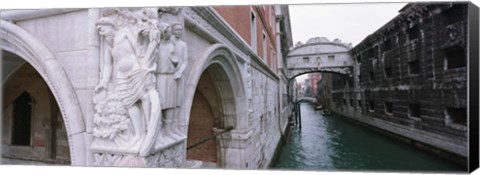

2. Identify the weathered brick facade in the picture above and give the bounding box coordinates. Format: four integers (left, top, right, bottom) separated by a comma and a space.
330, 3, 468, 164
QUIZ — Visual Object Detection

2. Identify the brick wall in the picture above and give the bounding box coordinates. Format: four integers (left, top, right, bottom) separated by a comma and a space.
214, 6, 278, 70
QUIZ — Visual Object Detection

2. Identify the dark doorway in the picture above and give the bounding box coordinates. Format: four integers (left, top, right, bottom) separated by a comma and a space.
12, 92, 32, 146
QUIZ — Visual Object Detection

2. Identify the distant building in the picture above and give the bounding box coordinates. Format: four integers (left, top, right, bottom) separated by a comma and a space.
316, 73, 332, 110
308, 73, 321, 97
330, 3, 469, 164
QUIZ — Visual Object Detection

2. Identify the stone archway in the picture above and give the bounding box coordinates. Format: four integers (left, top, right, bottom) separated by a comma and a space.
183, 44, 247, 168
186, 70, 221, 166
1, 20, 86, 165
2, 56, 71, 164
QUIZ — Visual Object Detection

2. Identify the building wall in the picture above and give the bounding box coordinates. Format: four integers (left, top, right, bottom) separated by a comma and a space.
329, 3, 468, 161
309, 73, 321, 97
317, 73, 332, 110
214, 6, 278, 71
211, 5, 290, 168
1, 6, 292, 168
16, 10, 98, 125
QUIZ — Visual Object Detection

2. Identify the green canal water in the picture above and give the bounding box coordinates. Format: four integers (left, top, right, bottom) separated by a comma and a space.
272, 103, 466, 172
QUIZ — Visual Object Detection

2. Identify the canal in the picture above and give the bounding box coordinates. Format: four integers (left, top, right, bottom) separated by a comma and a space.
273, 103, 465, 172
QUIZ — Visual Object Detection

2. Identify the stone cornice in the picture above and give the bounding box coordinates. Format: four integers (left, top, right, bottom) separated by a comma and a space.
290, 42, 351, 52
287, 51, 351, 58
1, 9, 83, 21
187, 7, 279, 81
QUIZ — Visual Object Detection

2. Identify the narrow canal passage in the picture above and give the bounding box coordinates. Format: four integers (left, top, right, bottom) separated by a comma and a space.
273, 103, 465, 172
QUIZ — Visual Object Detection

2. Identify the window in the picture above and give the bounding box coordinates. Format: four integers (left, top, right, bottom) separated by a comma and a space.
316, 57, 321, 63
445, 48, 466, 69
250, 11, 257, 52
446, 107, 466, 126
350, 99, 355, 107
358, 100, 362, 108
384, 38, 392, 51
407, 26, 420, 41
385, 102, 393, 114
369, 71, 375, 81
356, 56, 362, 63
409, 104, 421, 118
303, 57, 310, 64
366, 48, 374, 58
270, 6, 275, 28
271, 50, 275, 70
328, 55, 335, 61
408, 60, 420, 75
12, 92, 32, 146
372, 46, 379, 58
368, 100, 375, 112
263, 32, 267, 61
385, 67, 392, 78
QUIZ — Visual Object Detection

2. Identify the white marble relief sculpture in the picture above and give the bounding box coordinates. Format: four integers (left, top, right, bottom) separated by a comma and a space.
92, 7, 188, 166
92, 7, 163, 158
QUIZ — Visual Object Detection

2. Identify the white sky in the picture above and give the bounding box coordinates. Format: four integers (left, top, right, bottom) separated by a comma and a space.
291, 2, 407, 82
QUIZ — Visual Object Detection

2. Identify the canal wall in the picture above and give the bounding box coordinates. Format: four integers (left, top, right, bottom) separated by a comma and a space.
326, 3, 469, 166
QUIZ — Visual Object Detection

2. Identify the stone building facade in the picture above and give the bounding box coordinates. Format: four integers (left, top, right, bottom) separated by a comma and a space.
316, 73, 332, 110
329, 3, 469, 165
1, 5, 293, 168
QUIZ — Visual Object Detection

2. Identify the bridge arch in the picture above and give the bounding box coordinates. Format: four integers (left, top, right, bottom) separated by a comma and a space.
1, 20, 86, 165
285, 37, 355, 105
286, 37, 354, 79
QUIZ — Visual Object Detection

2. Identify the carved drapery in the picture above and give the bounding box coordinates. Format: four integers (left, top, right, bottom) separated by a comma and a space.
91, 7, 187, 167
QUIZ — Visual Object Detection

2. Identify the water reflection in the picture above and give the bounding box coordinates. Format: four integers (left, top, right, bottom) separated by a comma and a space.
273, 103, 465, 172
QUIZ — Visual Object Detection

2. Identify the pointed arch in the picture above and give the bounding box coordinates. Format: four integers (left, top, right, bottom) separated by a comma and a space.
1, 20, 86, 165
183, 44, 247, 130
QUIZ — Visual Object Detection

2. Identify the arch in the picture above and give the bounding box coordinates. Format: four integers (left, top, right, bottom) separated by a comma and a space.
1, 20, 86, 165
182, 44, 247, 167
286, 70, 354, 109
287, 70, 353, 83
183, 44, 247, 130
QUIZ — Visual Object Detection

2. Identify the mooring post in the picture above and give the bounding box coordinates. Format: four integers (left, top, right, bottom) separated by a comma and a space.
295, 101, 299, 126
298, 102, 302, 129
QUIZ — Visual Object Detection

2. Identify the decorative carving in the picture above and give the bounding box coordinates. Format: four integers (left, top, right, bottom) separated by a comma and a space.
92, 7, 188, 167
446, 23, 461, 42
443, 22, 465, 49
156, 21, 188, 141
295, 41, 303, 47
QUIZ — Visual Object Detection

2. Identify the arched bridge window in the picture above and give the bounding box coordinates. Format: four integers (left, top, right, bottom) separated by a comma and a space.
12, 92, 32, 146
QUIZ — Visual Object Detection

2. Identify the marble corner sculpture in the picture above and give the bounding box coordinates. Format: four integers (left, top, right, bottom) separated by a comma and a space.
91, 7, 188, 167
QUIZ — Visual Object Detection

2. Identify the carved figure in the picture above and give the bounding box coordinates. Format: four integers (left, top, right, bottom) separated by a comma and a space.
169, 23, 188, 137
92, 8, 164, 156
156, 22, 187, 140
